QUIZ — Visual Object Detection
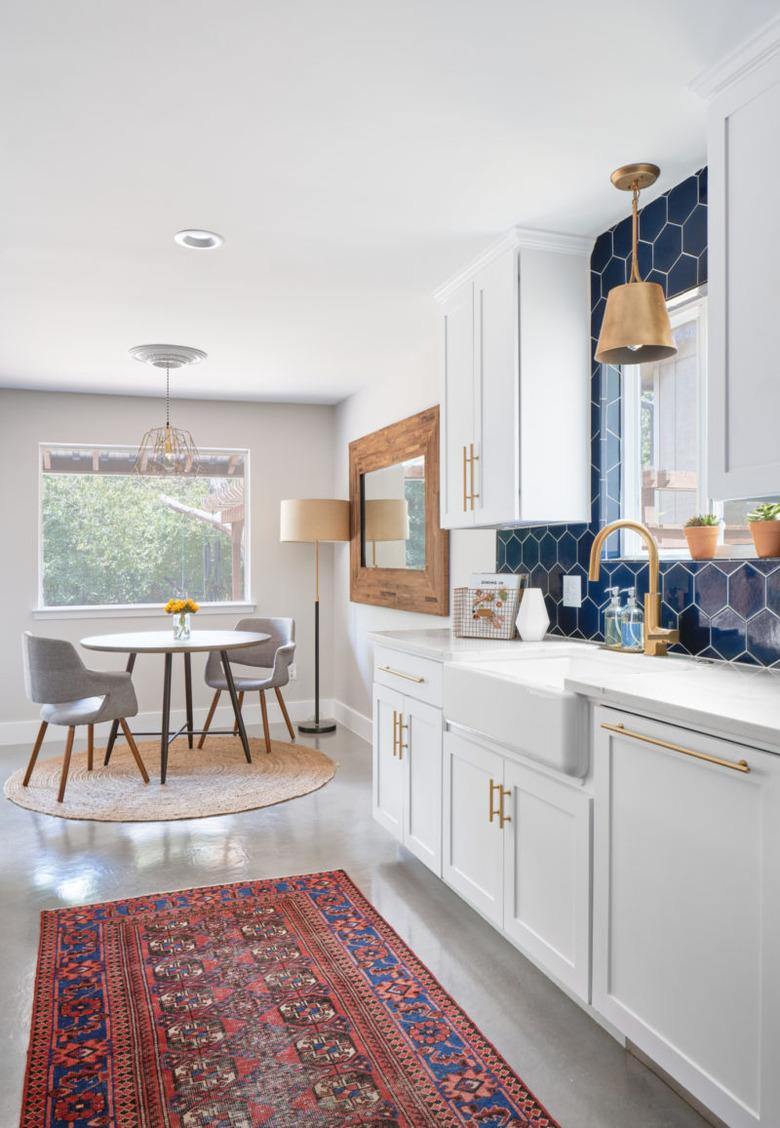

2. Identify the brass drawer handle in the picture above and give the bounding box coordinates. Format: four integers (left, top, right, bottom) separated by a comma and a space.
397, 716, 408, 759
378, 665, 425, 684
488, 779, 511, 828
463, 444, 469, 511
469, 442, 479, 510
602, 722, 750, 774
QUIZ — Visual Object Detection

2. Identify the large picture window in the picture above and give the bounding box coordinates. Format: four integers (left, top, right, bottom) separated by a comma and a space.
39, 445, 249, 608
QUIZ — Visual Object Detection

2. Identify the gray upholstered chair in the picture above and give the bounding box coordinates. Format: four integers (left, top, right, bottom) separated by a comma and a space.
21, 633, 149, 802
199, 617, 296, 753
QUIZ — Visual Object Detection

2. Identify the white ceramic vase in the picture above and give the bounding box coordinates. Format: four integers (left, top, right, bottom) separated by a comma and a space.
515, 587, 550, 641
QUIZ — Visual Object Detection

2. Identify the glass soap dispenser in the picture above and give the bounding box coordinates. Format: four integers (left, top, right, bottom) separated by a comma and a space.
603, 587, 622, 650
620, 586, 644, 652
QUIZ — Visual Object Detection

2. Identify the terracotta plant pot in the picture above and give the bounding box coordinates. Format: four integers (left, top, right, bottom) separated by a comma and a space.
683, 525, 719, 560
749, 520, 780, 559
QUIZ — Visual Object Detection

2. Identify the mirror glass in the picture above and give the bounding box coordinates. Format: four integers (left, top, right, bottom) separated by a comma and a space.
361, 456, 425, 570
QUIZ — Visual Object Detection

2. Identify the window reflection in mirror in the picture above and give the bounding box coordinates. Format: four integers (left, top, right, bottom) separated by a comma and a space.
361, 456, 425, 570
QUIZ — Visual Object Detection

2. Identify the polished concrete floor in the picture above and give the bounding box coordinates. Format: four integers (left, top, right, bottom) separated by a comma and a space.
0, 724, 707, 1128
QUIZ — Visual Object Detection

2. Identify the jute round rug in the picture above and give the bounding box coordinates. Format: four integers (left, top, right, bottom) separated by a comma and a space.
4, 736, 337, 822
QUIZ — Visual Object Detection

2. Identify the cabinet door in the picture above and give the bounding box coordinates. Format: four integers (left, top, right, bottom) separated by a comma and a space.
708, 52, 780, 499
503, 761, 591, 1000
442, 729, 504, 926
440, 280, 475, 529
473, 250, 520, 526
372, 683, 404, 841
401, 697, 442, 876
593, 707, 780, 1128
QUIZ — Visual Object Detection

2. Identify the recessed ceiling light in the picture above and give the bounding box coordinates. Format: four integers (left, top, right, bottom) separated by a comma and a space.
174, 229, 224, 250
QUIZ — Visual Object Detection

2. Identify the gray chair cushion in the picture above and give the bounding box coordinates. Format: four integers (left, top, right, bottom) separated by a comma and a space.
204, 617, 295, 692
206, 666, 276, 692
22, 633, 138, 727
41, 697, 108, 726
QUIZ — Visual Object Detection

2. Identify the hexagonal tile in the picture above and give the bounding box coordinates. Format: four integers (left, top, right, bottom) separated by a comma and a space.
601, 255, 627, 298
530, 566, 549, 596
591, 231, 612, 273
639, 195, 667, 242
557, 532, 577, 570
682, 204, 707, 257
678, 605, 710, 655
612, 216, 632, 259
578, 597, 600, 639
767, 568, 780, 616
746, 609, 780, 665
505, 534, 522, 572
694, 565, 727, 616
697, 166, 708, 206
663, 563, 694, 611
697, 248, 708, 287
539, 532, 557, 571
548, 564, 564, 602
636, 239, 653, 279
729, 563, 766, 620
710, 608, 746, 661
667, 175, 698, 224
668, 253, 698, 297
653, 223, 683, 273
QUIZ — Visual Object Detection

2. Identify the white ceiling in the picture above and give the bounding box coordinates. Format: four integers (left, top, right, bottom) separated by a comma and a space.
1, 1, 777, 404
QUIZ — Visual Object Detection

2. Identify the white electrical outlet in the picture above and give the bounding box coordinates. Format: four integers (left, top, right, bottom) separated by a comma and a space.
562, 575, 582, 608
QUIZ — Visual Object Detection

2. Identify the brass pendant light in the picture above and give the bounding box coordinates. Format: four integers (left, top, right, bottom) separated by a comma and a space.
595, 163, 677, 365
130, 344, 206, 475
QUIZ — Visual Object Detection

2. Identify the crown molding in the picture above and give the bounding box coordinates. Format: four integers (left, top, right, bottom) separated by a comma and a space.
434, 226, 592, 303
689, 13, 780, 100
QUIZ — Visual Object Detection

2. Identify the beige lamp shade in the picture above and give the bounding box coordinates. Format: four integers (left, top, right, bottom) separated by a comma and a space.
280, 498, 350, 543
595, 280, 677, 365
364, 498, 409, 542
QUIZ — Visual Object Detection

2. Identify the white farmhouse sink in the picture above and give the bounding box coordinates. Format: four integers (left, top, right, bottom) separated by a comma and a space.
443, 644, 660, 777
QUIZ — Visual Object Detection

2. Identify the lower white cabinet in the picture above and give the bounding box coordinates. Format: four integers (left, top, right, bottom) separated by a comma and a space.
372, 682, 442, 876
593, 707, 780, 1128
443, 727, 592, 999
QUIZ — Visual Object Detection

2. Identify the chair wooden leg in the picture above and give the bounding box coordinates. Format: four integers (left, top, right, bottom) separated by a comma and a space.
259, 690, 272, 754
23, 721, 48, 787
275, 687, 296, 742
198, 690, 221, 749
232, 691, 245, 736
87, 724, 94, 771
120, 719, 150, 784
57, 727, 75, 804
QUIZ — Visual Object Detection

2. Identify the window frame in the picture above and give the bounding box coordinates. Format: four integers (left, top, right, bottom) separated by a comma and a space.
35, 441, 254, 617
621, 287, 720, 560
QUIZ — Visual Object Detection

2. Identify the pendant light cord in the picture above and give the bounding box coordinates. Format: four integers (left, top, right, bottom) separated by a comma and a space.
165, 365, 170, 428
630, 182, 642, 283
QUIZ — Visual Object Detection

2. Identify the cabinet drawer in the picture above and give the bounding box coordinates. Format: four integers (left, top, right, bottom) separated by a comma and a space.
374, 646, 442, 706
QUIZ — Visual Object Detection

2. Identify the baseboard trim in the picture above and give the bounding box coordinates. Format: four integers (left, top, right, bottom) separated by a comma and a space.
0, 698, 372, 748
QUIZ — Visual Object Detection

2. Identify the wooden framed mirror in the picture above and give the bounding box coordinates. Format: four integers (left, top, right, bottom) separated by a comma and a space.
349, 406, 449, 614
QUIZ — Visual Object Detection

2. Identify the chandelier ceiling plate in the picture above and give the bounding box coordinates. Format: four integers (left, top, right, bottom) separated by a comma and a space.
129, 343, 207, 369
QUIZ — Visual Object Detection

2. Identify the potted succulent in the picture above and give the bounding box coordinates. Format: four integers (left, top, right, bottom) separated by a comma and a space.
683, 514, 720, 560
746, 502, 780, 558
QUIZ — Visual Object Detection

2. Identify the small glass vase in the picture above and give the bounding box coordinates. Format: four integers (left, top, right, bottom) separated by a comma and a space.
173, 611, 191, 641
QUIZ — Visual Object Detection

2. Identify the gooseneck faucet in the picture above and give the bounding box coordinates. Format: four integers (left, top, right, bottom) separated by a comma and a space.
588, 520, 679, 657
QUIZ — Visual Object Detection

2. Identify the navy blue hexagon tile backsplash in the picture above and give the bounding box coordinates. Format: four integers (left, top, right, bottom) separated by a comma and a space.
496, 167, 780, 668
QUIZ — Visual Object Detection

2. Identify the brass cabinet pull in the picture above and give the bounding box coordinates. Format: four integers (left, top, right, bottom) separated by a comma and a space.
462, 444, 468, 511
392, 709, 398, 757
488, 778, 511, 828
397, 715, 408, 760
601, 722, 750, 774
469, 442, 479, 510
378, 664, 425, 684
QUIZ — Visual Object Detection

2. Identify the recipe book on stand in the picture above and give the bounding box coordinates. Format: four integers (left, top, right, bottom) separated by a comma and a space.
452, 573, 528, 640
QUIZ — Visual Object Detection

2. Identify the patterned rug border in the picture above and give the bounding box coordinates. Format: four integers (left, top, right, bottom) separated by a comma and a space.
22, 868, 560, 1127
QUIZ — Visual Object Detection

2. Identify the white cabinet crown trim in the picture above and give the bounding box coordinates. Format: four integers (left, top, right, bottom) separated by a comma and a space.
433, 226, 592, 304
690, 12, 780, 99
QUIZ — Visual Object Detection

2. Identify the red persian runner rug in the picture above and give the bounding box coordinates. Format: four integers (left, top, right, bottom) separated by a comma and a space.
22, 869, 559, 1126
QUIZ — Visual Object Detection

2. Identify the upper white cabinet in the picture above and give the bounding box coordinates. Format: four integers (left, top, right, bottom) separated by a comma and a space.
436, 229, 591, 529
702, 38, 780, 499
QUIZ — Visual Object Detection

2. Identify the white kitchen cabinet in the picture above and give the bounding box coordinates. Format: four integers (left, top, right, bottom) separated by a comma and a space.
443, 726, 592, 997
704, 45, 780, 499
442, 729, 505, 926
436, 228, 591, 530
592, 706, 780, 1128
372, 677, 443, 876
503, 758, 591, 1000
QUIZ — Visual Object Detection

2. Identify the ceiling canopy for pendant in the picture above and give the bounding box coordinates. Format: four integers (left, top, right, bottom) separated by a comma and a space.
595, 163, 677, 366
131, 344, 206, 475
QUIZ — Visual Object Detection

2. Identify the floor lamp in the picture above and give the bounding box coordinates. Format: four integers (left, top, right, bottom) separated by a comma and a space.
280, 498, 350, 734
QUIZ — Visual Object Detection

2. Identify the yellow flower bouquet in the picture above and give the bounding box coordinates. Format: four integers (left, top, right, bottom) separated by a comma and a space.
164, 597, 200, 640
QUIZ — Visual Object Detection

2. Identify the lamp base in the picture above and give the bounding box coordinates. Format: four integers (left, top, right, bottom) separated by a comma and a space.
298, 719, 337, 735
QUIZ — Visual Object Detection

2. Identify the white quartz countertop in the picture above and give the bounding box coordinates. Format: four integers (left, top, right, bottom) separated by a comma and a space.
369, 629, 780, 752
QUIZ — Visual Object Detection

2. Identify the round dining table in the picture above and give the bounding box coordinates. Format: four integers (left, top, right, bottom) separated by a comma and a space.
80, 630, 270, 784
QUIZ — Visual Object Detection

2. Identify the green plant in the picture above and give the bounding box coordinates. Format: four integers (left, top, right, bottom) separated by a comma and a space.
746, 502, 780, 523
684, 514, 719, 528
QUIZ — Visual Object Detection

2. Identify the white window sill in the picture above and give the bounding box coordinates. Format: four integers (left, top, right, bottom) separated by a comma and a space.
32, 601, 256, 621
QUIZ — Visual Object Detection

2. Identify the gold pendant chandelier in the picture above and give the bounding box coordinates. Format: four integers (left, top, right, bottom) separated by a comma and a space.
130, 344, 206, 475
595, 163, 677, 366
